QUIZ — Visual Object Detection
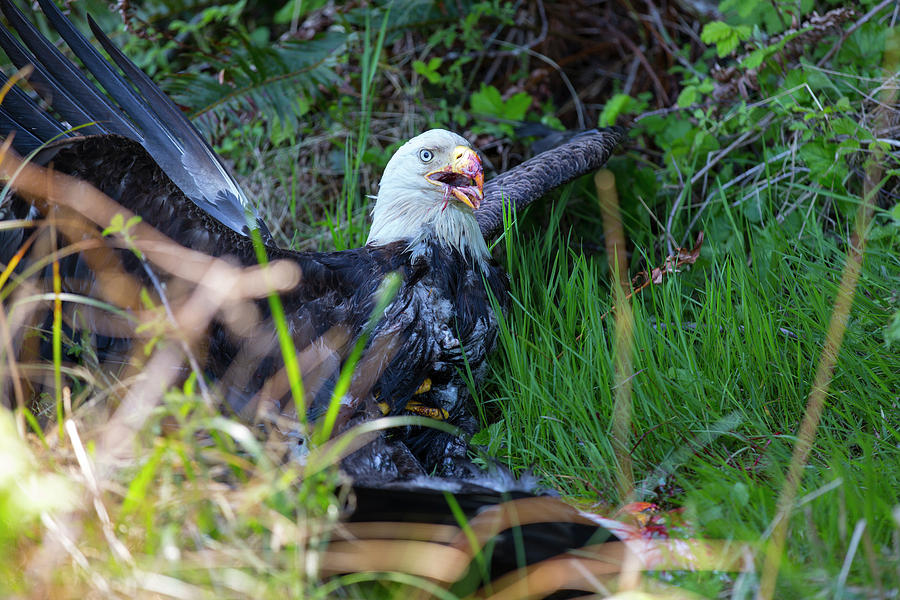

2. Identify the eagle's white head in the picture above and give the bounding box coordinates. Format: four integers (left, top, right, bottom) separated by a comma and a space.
367, 129, 489, 263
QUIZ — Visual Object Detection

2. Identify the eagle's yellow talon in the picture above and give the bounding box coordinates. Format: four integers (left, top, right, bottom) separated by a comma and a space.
377, 399, 447, 419
404, 400, 448, 420
414, 378, 432, 395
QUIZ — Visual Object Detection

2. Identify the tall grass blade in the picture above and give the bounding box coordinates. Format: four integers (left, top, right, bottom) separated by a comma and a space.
250, 228, 306, 425
314, 271, 400, 445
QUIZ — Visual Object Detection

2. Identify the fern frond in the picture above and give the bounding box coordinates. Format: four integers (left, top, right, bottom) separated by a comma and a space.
167, 31, 346, 138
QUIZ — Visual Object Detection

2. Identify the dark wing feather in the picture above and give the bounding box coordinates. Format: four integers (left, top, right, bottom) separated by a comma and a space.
0, 76, 68, 143
0, 0, 135, 138
0, 0, 271, 242
0, 105, 46, 153
82, 12, 272, 240
479, 127, 626, 241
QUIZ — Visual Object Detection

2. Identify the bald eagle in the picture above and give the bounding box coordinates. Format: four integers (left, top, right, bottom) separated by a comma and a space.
0, 0, 623, 475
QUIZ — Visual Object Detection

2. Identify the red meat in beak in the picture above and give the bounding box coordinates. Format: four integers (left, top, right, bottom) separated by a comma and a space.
424, 145, 484, 210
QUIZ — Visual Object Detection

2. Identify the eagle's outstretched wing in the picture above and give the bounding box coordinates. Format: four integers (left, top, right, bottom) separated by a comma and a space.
0, 0, 272, 241
479, 127, 627, 240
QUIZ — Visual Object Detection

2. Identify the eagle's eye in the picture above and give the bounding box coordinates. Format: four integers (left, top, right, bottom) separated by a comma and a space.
418, 148, 434, 163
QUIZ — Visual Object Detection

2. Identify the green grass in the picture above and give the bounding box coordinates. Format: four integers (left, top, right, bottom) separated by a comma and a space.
478, 181, 900, 594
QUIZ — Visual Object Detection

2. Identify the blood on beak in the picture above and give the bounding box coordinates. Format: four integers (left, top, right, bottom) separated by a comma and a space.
425, 145, 484, 210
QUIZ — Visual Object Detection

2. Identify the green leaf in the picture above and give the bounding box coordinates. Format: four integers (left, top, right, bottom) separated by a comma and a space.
831, 116, 862, 137
742, 196, 764, 223
102, 213, 124, 236
799, 140, 849, 195
742, 47, 768, 69
176, 30, 347, 139
503, 92, 532, 121
469, 84, 532, 121
470, 84, 505, 116
413, 57, 444, 84
890, 203, 900, 223
540, 113, 564, 131
676, 86, 699, 108
471, 420, 506, 453
799, 140, 836, 175
701, 21, 751, 57
838, 22, 887, 69
599, 93, 633, 126
700, 21, 732, 45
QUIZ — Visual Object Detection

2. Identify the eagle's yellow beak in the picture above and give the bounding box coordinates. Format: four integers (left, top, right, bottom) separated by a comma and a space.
424, 145, 484, 210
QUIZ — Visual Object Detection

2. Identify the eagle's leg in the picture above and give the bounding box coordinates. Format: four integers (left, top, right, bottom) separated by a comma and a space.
376, 377, 448, 419
402, 401, 449, 420
414, 378, 431, 394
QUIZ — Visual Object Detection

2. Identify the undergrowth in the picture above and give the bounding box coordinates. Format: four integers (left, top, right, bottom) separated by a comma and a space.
1, 0, 899, 598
